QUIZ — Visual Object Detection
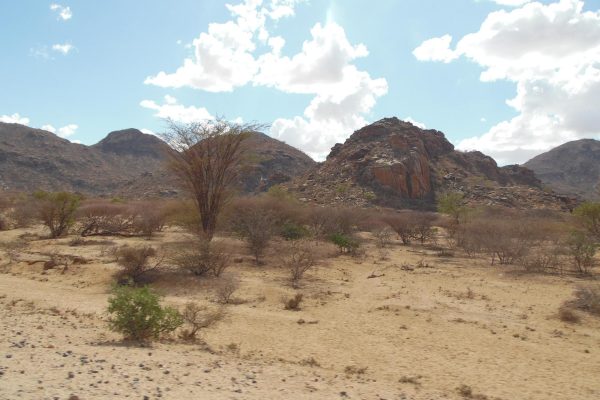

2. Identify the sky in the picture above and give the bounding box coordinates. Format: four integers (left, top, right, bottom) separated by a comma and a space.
1, 0, 600, 164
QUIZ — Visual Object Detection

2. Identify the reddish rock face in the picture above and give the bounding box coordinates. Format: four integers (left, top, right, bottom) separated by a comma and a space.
327, 117, 452, 200
288, 116, 570, 210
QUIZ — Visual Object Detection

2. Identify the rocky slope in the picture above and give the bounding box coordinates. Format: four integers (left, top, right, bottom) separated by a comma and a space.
0, 123, 315, 197
288, 118, 576, 210
524, 139, 600, 201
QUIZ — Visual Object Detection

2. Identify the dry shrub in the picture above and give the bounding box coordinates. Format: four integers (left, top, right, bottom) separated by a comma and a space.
180, 302, 225, 341
171, 240, 230, 277
455, 209, 566, 267
214, 274, 240, 304
558, 306, 580, 323
283, 241, 317, 288
130, 201, 168, 237
283, 293, 303, 310
33, 191, 81, 238
383, 211, 435, 245
77, 200, 167, 238
566, 286, 600, 316
115, 245, 160, 284
566, 231, 597, 275
229, 197, 277, 264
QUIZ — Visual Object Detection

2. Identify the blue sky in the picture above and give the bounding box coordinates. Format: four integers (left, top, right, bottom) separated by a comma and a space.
1, 0, 600, 163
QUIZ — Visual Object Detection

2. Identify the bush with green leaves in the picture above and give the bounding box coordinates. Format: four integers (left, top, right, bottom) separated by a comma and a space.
107, 286, 182, 341
33, 191, 81, 238
280, 221, 310, 241
329, 233, 360, 254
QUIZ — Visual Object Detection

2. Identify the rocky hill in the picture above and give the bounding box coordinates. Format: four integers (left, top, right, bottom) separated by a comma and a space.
0, 123, 315, 197
524, 139, 600, 201
288, 118, 576, 210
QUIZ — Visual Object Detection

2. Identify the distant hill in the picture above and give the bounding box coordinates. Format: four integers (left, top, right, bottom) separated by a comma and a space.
524, 139, 600, 201
287, 117, 576, 211
0, 123, 315, 197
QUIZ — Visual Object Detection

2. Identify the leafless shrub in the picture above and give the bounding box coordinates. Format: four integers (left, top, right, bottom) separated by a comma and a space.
179, 302, 225, 341
283, 293, 303, 310
566, 231, 597, 275
566, 286, 600, 316
214, 274, 240, 304
114, 245, 160, 284
372, 224, 394, 248
383, 212, 418, 244
171, 240, 230, 277
33, 191, 81, 238
283, 241, 317, 288
558, 306, 580, 323
229, 197, 276, 264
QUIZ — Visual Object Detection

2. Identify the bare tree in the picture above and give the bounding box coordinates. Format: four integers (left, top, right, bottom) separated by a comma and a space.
161, 118, 265, 240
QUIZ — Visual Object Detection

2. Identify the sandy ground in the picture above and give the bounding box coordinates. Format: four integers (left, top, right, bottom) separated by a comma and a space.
0, 226, 599, 400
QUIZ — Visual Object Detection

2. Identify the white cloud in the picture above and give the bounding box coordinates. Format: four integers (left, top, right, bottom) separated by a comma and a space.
490, 0, 531, 6
414, 0, 600, 164
140, 95, 214, 124
145, 0, 387, 160
50, 4, 72, 21
412, 35, 459, 63
41, 124, 56, 133
51, 43, 74, 55
57, 124, 78, 138
0, 113, 30, 125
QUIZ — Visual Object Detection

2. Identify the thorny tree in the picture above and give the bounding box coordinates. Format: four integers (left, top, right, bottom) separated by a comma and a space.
161, 118, 264, 240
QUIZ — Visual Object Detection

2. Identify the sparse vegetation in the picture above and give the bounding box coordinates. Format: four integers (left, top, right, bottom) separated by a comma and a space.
283, 293, 303, 310
33, 191, 81, 238
161, 118, 264, 240
283, 241, 316, 288
566, 285, 600, 316
180, 302, 225, 341
114, 245, 160, 284
171, 240, 229, 277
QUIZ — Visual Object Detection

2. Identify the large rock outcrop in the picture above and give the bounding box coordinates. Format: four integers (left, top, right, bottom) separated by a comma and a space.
288, 117, 575, 210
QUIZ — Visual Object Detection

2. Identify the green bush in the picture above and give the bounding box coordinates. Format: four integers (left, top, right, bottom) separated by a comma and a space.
107, 286, 182, 341
281, 222, 309, 241
329, 233, 360, 254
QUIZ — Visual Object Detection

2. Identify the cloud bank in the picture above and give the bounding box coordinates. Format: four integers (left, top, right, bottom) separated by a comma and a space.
414, 0, 600, 164
144, 0, 387, 160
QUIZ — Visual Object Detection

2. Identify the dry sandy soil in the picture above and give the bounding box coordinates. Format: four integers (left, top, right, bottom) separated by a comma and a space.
0, 226, 599, 400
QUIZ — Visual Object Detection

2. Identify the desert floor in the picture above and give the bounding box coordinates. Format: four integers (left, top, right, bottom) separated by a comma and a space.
0, 226, 599, 400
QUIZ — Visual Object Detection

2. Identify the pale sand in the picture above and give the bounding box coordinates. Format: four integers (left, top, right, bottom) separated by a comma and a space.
0, 227, 599, 399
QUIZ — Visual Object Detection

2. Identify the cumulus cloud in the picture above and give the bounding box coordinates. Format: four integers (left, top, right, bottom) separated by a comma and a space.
51, 43, 74, 55
0, 113, 30, 125
412, 35, 458, 63
414, 0, 600, 164
41, 124, 56, 133
140, 95, 214, 123
50, 4, 72, 21
57, 124, 78, 138
145, 0, 387, 160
